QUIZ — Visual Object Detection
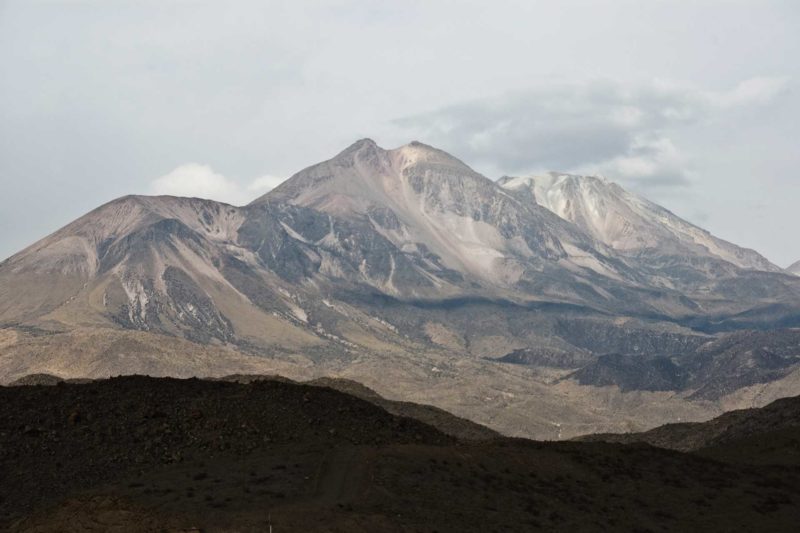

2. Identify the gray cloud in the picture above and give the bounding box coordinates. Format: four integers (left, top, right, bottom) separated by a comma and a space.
393, 78, 787, 189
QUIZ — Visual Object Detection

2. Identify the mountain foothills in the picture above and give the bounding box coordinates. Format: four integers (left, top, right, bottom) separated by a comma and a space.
2, 376, 800, 531
1, 139, 800, 439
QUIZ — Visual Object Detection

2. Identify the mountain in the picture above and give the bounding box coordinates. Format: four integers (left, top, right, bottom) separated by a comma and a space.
1, 139, 800, 441
498, 173, 784, 296
0, 195, 325, 351
254, 139, 646, 306
788, 260, 800, 276
499, 173, 778, 271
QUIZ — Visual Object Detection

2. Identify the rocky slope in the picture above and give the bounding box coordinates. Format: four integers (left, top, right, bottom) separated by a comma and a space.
568, 328, 800, 399
497, 173, 800, 313
499, 172, 778, 272
788, 260, 800, 276
258, 140, 636, 299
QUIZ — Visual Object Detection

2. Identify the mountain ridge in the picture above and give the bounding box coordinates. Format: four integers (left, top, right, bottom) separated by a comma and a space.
255, 139, 631, 295
498, 171, 779, 274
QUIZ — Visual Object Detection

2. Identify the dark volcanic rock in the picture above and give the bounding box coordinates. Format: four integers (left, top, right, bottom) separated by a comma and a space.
495, 347, 594, 369
565, 329, 800, 398
569, 353, 688, 392
553, 318, 709, 357
683, 329, 800, 399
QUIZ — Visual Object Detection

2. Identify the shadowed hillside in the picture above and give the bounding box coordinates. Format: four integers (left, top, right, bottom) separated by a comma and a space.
577, 393, 800, 466
2, 376, 799, 532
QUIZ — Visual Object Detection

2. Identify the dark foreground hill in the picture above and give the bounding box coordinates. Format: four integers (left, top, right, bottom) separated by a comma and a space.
576, 394, 800, 466
2, 377, 799, 532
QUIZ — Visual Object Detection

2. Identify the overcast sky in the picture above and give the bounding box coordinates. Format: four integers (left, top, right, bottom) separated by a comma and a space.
1, 1, 798, 266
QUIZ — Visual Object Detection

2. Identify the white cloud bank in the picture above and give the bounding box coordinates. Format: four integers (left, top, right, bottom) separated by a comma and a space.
150, 164, 285, 205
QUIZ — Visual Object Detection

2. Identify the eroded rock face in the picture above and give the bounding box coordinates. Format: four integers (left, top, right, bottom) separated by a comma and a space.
568, 329, 800, 399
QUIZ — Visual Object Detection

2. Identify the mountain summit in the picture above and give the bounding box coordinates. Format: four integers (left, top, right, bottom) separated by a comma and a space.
255, 139, 479, 215
255, 139, 630, 292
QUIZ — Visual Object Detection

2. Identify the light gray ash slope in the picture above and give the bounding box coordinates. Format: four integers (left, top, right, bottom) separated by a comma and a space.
499, 172, 779, 272
498, 172, 800, 316
256, 139, 636, 298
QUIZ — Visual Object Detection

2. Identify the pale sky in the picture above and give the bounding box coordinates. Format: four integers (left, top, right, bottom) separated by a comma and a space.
1, 1, 798, 266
